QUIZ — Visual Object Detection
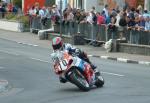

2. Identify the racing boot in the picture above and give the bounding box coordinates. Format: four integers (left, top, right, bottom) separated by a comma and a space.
59, 77, 67, 83
90, 64, 100, 77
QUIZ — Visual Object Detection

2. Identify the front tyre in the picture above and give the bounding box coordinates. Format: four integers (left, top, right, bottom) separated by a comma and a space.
68, 69, 90, 91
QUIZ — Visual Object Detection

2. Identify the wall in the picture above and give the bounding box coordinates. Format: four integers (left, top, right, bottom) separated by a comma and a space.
0, 20, 19, 32
85, 0, 125, 12
118, 43, 150, 56
85, 0, 102, 11
145, 0, 150, 10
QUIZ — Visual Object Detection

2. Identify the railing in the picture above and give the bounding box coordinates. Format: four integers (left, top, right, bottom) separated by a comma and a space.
29, 16, 51, 31
54, 22, 107, 42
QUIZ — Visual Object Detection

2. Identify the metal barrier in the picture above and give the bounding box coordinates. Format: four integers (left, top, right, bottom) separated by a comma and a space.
30, 16, 41, 31
29, 16, 52, 33
53, 22, 150, 45
54, 22, 108, 42
126, 29, 150, 45
139, 30, 150, 45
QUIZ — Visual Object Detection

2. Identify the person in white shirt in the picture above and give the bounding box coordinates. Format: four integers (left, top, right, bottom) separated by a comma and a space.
103, 4, 109, 18
86, 11, 93, 24
145, 16, 150, 31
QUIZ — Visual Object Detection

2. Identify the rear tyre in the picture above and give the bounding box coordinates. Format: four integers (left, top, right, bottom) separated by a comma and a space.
95, 76, 104, 87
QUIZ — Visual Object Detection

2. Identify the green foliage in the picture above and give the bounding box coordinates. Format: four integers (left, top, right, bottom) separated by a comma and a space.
5, 13, 17, 20
13, 0, 22, 8
19, 16, 29, 28
5, 13, 29, 28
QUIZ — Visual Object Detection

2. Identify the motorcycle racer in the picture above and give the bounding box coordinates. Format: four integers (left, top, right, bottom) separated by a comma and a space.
52, 37, 100, 83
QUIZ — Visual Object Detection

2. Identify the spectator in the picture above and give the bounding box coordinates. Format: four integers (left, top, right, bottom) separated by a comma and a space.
108, 15, 117, 39
96, 12, 105, 25
28, 6, 35, 16
86, 11, 93, 24
143, 10, 150, 18
138, 15, 145, 31
51, 5, 60, 25
111, 9, 117, 17
7, 3, 13, 12
127, 14, 139, 44
137, 5, 143, 14
34, 2, 40, 16
102, 10, 110, 24
128, 8, 135, 20
91, 11, 97, 25
39, 6, 48, 29
127, 16, 136, 28
115, 10, 121, 27
12, 5, 18, 14
79, 10, 86, 23
74, 9, 81, 24
103, 4, 109, 18
65, 9, 74, 35
119, 12, 127, 39
91, 6, 96, 14
145, 16, 150, 31
1, 3, 6, 18
46, 6, 53, 28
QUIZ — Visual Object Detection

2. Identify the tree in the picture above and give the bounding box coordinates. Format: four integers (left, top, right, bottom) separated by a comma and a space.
13, 0, 22, 8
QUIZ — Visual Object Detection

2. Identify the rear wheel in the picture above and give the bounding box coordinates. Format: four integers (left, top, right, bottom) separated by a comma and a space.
95, 75, 104, 87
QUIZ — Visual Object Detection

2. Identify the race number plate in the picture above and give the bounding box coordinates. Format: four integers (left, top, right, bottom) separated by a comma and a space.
59, 59, 68, 70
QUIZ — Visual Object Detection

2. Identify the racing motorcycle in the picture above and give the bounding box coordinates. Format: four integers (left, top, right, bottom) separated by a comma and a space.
51, 50, 104, 91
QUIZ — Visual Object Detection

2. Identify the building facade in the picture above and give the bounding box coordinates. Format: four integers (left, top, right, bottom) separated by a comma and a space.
67, 0, 150, 11
16, 0, 150, 13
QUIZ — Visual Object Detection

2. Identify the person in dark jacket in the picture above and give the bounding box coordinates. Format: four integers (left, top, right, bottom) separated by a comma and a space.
118, 12, 127, 39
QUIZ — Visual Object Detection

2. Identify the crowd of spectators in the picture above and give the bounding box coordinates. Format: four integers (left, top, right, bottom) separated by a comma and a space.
27, 3, 150, 36
0, 1, 18, 16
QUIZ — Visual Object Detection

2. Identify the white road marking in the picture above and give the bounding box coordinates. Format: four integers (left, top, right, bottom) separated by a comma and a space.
29, 58, 125, 77
0, 50, 20, 56
17, 42, 38, 47
117, 58, 128, 62
30, 58, 49, 63
139, 61, 150, 65
87, 55, 93, 57
101, 56, 109, 59
0, 67, 4, 69
102, 71, 125, 77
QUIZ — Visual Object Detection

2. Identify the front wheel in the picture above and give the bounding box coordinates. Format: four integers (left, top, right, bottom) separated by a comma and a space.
67, 68, 90, 91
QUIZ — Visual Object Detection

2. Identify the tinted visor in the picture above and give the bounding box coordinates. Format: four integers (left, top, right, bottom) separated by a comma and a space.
52, 43, 62, 50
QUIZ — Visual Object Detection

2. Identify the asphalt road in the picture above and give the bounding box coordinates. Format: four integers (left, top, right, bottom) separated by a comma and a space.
0, 38, 150, 103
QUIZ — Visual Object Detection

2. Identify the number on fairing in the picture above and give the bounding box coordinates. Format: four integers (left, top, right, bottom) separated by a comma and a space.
60, 59, 68, 70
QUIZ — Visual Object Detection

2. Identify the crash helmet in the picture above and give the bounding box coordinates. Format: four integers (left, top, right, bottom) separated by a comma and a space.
52, 37, 63, 50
